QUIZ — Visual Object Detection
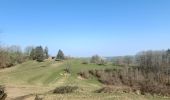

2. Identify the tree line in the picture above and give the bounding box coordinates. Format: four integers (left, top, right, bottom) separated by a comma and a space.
0, 45, 25, 68
110, 50, 170, 95
0, 45, 65, 68
79, 49, 170, 96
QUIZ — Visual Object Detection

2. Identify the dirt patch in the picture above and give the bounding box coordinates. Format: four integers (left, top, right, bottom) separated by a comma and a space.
13, 94, 34, 100
5, 85, 52, 100
77, 76, 85, 80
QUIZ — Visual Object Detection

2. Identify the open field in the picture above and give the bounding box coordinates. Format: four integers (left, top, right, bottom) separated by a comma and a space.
0, 60, 169, 100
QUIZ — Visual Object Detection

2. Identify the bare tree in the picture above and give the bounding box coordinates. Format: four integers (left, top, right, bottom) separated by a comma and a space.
24, 46, 34, 56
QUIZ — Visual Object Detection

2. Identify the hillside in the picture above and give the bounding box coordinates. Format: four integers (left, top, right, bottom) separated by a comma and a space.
0, 60, 169, 100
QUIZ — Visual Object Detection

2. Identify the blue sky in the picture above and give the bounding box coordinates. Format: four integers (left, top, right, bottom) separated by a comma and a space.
0, 0, 170, 57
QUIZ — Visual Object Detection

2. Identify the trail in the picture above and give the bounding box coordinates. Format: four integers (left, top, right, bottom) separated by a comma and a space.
5, 85, 52, 100
53, 73, 70, 86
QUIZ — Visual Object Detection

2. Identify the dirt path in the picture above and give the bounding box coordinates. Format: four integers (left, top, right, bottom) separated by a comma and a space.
5, 74, 69, 100
55, 76, 67, 86
50, 72, 70, 87
5, 85, 53, 100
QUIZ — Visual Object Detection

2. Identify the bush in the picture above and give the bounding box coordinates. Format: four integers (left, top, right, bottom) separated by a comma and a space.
78, 71, 90, 79
55, 59, 62, 61
53, 86, 78, 94
95, 87, 114, 93
64, 68, 70, 73
90, 55, 101, 64
95, 86, 132, 93
97, 59, 107, 65
139, 81, 170, 96
95, 70, 104, 78
0, 85, 7, 100
34, 95, 43, 100
89, 69, 96, 75
87, 67, 170, 96
64, 61, 71, 73
82, 61, 89, 64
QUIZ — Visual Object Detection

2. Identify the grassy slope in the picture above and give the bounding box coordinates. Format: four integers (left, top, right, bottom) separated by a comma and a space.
0, 59, 169, 100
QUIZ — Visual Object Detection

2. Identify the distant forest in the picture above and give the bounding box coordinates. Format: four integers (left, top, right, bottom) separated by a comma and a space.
0, 45, 65, 68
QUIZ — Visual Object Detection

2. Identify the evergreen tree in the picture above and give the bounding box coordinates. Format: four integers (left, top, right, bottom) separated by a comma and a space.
30, 48, 36, 60
35, 46, 44, 62
56, 49, 65, 60
44, 46, 49, 59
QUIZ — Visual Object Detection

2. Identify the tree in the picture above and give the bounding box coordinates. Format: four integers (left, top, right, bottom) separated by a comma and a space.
0, 45, 26, 68
24, 46, 34, 56
30, 46, 45, 62
90, 55, 101, 64
123, 56, 133, 66
30, 48, 36, 60
0, 50, 10, 68
56, 49, 65, 60
7, 45, 24, 64
44, 46, 49, 59
35, 46, 45, 62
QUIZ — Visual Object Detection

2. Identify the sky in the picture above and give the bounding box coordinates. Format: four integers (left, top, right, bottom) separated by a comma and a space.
0, 0, 170, 57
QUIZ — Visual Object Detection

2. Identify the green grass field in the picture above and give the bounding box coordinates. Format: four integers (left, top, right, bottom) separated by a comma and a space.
0, 60, 169, 100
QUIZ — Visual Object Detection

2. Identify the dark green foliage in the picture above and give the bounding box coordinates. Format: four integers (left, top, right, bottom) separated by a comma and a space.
30, 48, 36, 60
90, 55, 101, 64
53, 86, 78, 94
82, 61, 89, 64
56, 49, 65, 60
30, 46, 45, 62
44, 46, 49, 59
98, 59, 107, 65
35, 46, 44, 62
55, 59, 62, 61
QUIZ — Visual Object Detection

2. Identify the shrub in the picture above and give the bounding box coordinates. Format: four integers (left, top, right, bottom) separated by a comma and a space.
64, 61, 71, 73
97, 59, 107, 65
55, 59, 62, 61
89, 69, 96, 75
95, 87, 114, 93
64, 68, 70, 73
82, 61, 89, 64
95, 70, 104, 78
34, 95, 43, 100
90, 55, 101, 64
139, 81, 170, 96
53, 86, 78, 94
95, 86, 132, 94
87, 67, 170, 96
78, 71, 90, 79
99, 70, 122, 85
0, 85, 7, 100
